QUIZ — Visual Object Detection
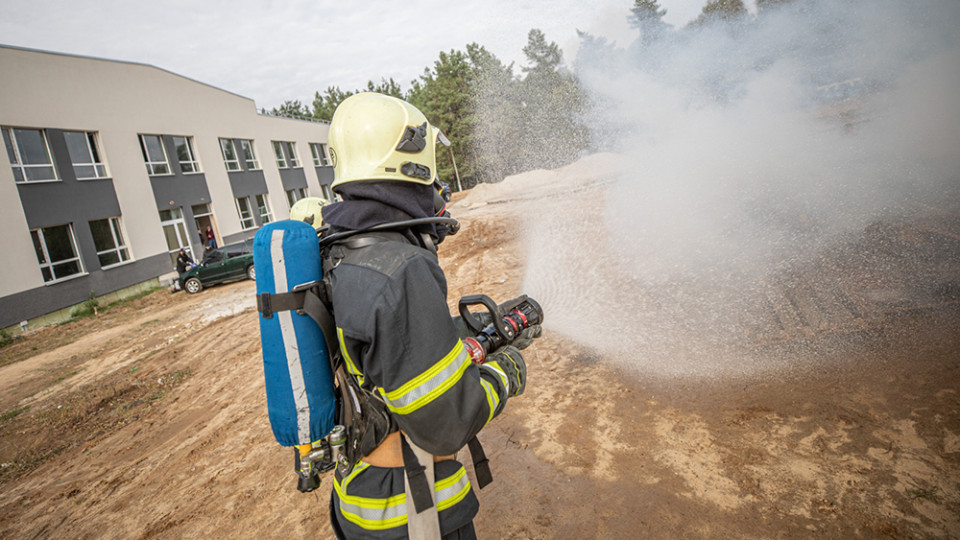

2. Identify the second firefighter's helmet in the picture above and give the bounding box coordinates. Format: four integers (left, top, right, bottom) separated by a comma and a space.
289, 196, 329, 228
328, 92, 449, 189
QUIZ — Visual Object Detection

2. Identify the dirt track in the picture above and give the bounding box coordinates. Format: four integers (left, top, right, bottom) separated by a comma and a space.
1, 155, 959, 539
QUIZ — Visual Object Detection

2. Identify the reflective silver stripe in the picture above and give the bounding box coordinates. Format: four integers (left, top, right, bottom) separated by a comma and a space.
271, 228, 311, 443
378, 342, 470, 415
336, 464, 472, 530
434, 466, 471, 511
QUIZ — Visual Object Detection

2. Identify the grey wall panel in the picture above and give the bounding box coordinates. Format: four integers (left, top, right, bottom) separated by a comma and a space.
149, 135, 212, 211
227, 169, 268, 198
150, 176, 213, 211
315, 165, 334, 187
0, 252, 171, 327
279, 167, 307, 191
222, 230, 256, 246
15, 129, 125, 274
16, 129, 122, 230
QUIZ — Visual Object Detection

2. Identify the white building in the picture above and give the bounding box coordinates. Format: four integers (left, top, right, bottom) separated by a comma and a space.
1, 44, 335, 330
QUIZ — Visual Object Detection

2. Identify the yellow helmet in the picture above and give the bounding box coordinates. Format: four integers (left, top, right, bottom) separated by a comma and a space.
289, 196, 329, 228
329, 92, 449, 189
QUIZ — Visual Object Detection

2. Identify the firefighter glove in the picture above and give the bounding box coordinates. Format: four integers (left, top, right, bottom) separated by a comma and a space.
512, 324, 542, 350
483, 345, 526, 397
452, 312, 491, 339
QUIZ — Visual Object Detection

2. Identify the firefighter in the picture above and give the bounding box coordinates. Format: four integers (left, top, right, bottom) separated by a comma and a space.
288, 196, 330, 228
322, 92, 540, 539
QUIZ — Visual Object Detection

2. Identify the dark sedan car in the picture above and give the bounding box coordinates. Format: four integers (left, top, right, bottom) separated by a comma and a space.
179, 239, 255, 294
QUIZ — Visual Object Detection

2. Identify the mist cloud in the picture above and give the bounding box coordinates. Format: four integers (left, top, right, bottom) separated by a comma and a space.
522, 0, 960, 378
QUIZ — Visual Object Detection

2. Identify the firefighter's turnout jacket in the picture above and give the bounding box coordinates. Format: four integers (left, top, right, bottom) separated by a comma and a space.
327, 231, 509, 538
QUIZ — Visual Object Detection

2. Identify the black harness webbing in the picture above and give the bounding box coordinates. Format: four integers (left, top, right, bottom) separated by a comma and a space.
258, 285, 339, 368
467, 436, 493, 489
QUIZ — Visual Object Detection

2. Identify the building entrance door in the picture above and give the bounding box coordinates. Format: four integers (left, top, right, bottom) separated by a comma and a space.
159, 208, 193, 268
192, 203, 219, 249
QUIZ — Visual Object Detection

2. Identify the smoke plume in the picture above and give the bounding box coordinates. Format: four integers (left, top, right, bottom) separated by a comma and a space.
520, 0, 960, 378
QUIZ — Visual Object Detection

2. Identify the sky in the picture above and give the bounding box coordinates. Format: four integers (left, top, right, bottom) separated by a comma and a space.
0, 0, 750, 111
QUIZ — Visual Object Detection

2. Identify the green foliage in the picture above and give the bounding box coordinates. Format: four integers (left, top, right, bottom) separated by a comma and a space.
311, 78, 404, 122
70, 291, 100, 319
1, 405, 29, 424
312, 86, 354, 121
756, 0, 796, 11
630, 0, 669, 44
276, 28, 592, 189
270, 99, 312, 119
408, 49, 479, 188
0, 328, 13, 349
691, 0, 748, 26
365, 77, 404, 98
515, 29, 591, 172
522, 29, 563, 74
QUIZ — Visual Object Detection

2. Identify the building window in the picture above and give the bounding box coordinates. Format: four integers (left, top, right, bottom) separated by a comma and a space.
64, 131, 107, 179
284, 141, 300, 168
240, 139, 260, 170
173, 136, 200, 173
4, 127, 58, 182
236, 197, 255, 229
286, 187, 307, 208
256, 194, 273, 224
89, 217, 131, 268
220, 138, 240, 171
139, 134, 170, 175
310, 143, 329, 166
272, 141, 287, 169
31, 224, 83, 283
321, 184, 335, 201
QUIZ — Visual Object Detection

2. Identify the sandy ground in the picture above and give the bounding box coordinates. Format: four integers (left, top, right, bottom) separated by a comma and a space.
1, 154, 959, 539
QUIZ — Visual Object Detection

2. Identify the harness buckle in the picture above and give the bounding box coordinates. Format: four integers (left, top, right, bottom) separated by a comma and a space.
291, 280, 323, 315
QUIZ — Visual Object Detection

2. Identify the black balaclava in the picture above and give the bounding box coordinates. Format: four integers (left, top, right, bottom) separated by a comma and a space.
322, 180, 444, 243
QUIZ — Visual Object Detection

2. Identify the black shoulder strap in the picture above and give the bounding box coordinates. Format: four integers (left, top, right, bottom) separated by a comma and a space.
257, 282, 340, 373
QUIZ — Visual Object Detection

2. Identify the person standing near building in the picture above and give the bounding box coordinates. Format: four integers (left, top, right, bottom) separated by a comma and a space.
321, 92, 540, 539
205, 225, 217, 249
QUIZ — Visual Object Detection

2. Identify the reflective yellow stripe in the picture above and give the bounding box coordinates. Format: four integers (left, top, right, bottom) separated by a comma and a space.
337, 327, 365, 386
435, 465, 471, 511
478, 376, 499, 424
335, 463, 472, 531
379, 341, 470, 415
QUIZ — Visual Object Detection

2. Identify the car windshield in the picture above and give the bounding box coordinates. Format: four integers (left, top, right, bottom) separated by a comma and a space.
202, 249, 224, 264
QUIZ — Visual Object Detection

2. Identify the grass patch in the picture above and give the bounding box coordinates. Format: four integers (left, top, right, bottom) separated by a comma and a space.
105, 286, 163, 310
0, 329, 14, 350
1, 406, 30, 424
70, 292, 101, 320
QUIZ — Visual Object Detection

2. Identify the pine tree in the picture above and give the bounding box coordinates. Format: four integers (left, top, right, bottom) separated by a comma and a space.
407, 50, 478, 187
691, 0, 748, 26
629, 0, 669, 45
311, 87, 354, 121
269, 99, 311, 119
517, 29, 591, 171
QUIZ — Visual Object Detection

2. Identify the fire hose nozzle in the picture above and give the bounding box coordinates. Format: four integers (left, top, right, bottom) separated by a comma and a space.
458, 294, 544, 364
